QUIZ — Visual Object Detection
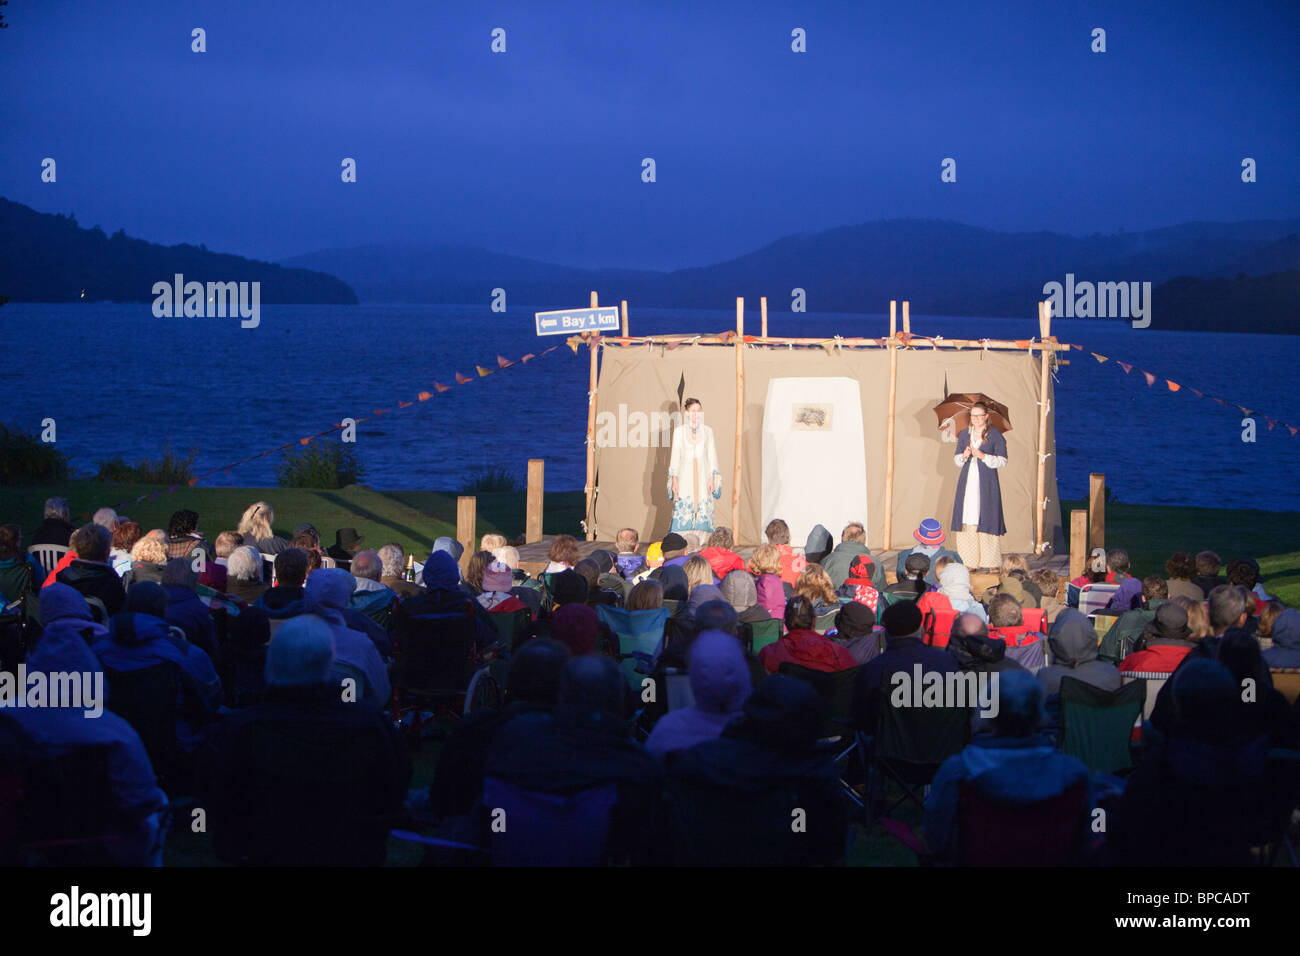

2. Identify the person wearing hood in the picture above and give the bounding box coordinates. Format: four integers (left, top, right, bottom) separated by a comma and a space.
1119, 602, 1198, 674
305, 568, 391, 706
665, 675, 849, 865
646, 629, 751, 763
56, 523, 127, 617
831, 601, 882, 666
759, 595, 856, 675
419, 536, 467, 587
820, 522, 885, 591
93, 582, 224, 755
937, 564, 988, 624
1262, 608, 1300, 670
948, 613, 1026, 676
160, 558, 218, 659
258, 549, 391, 657
924, 669, 1091, 863
12, 584, 169, 864
802, 523, 834, 568
1039, 609, 1120, 697
396, 549, 498, 654
719, 569, 771, 627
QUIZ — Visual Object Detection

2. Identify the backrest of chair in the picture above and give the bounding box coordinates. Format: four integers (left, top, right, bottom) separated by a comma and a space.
1058, 676, 1145, 776
27, 544, 68, 574
1120, 672, 1172, 720
490, 607, 532, 652
393, 609, 478, 692
662, 598, 681, 616
749, 618, 782, 654
814, 609, 839, 634
1022, 608, 1047, 633
1078, 583, 1120, 617
0, 559, 33, 604
665, 669, 694, 711
1269, 670, 1300, 706
330, 661, 369, 702
957, 779, 1088, 866
874, 675, 970, 769
1004, 639, 1046, 674
778, 662, 860, 737
922, 605, 958, 648
481, 777, 618, 866
17, 744, 122, 864
102, 662, 180, 783
319, 554, 337, 569
596, 605, 668, 687
84, 596, 109, 625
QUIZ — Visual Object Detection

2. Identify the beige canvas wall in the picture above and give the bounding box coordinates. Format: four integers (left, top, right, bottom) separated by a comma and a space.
591, 343, 1061, 553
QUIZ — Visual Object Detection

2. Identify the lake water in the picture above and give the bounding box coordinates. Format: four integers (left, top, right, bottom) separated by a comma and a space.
3, 303, 1298, 512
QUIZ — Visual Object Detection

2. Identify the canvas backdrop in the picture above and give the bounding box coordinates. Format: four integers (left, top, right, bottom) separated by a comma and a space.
590, 343, 1061, 552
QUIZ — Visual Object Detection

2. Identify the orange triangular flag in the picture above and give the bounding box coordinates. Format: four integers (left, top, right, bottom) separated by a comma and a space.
417, 391, 432, 401
1142, 371, 1156, 387
455, 372, 472, 384
1166, 380, 1180, 392
497, 355, 513, 368
476, 365, 492, 377
1117, 361, 1132, 374
434, 382, 450, 393
1091, 352, 1107, 363
1238, 406, 1252, 416
299, 437, 312, 446
1289, 425, 1298, 436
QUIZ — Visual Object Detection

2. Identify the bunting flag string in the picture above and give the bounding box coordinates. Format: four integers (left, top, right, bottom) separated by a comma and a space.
80, 343, 565, 520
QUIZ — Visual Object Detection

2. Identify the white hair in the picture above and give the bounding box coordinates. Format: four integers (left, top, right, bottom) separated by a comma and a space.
92, 507, 119, 530
351, 549, 382, 581
227, 545, 262, 583
377, 544, 404, 578
264, 614, 335, 687
494, 545, 520, 570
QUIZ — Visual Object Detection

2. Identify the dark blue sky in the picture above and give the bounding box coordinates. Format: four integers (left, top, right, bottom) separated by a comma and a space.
3, 0, 1297, 270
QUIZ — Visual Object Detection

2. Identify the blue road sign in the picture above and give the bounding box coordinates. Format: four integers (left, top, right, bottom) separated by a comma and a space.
534, 306, 621, 336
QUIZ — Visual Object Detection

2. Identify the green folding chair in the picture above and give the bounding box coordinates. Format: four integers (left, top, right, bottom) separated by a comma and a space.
748, 618, 782, 655
1058, 676, 1145, 776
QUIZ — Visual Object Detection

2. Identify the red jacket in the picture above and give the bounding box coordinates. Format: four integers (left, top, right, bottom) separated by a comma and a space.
760, 628, 857, 674
1119, 640, 1195, 674
777, 544, 806, 587
700, 547, 745, 581
42, 550, 78, 588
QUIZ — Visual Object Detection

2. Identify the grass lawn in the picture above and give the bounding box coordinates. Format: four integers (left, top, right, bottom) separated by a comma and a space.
1058, 499, 1300, 604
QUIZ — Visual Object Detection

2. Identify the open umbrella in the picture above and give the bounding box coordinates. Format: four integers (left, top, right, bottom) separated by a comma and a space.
933, 393, 1011, 442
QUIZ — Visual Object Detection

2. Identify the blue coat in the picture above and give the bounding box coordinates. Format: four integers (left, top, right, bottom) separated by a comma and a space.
950, 427, 1007, 536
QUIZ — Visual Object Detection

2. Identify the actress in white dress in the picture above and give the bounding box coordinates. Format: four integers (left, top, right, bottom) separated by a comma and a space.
667, 398, 721, 534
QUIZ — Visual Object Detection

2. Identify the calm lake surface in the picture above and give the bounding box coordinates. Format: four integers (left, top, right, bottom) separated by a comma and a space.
3, 303, 1298, 512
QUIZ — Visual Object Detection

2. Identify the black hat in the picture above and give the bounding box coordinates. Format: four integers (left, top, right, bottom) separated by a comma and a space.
662, 532, 688, 555
881, 600, 923, 637
904, 552, 932, 575
836, 601, 876, 638
335, 527, 364, 551
551, 569, 588, 606
1149, 601, 1191, 641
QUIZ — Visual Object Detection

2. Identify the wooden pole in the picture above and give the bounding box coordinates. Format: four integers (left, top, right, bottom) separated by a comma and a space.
1034, 300, 1052, 553
584, 334, 599, 541
883, 301, 899, 550
590, 291, 598, 309
599, 333, 1069, 352
1069, 509, 1088, 582
1089, 473, 1106, 552
733, 297, 744, 539
902, 300, 910, 334
526, 459, 544, 544
760, 296, 768, 339
620, 299, 628, 338
456, 496, 476, 571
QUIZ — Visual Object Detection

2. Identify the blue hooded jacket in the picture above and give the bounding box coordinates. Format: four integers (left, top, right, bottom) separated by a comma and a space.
1262, 609, 1300, 669
305, 569, 391, 705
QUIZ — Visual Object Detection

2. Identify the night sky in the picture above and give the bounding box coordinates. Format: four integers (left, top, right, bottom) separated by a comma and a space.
3, 0, 1297, 271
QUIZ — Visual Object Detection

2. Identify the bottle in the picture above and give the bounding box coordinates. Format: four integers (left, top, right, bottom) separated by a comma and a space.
404, 553, 415, 582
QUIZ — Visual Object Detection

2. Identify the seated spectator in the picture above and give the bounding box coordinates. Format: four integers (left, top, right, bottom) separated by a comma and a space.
655, 564, 690, 606
831, 601, 881, 665
924, 670, 1091, 863
1107, 659, 1272, 866
0, 523, 43, 607
885, 552, 931, 600
987, 592, 1041, 648
682, 555, 716, 596
614, 528, 645, 580
802, 524, 832, 567
326, 527, 364, 571
1262, 608, 1300, 669
304, 568, 391, 705
588, 549, 630, 603
213, 531, 243, 567
1031, 567, 1065, 625
164, 509, 215, 563
667, 675, 849, 865
544, 533, 581, 574
1164, 551, 1202, 602
821, 521, 884, 590
1040, 608, 1121, 696
937, 563, 988, 623
160, 558, 218, 658
837, 553, 881, 614
719, 569, 771, 626
396, 550, 498, 652
1069, 548, 1108, 587
1218, 631, 1297, 749
12, 584, 168, 865
56, 523, 127, 617
93, 582, 223, 754
986, 565, 1039, 610
700, 527, 745, 581
349, 549, 398, 627
646, 629, 751, 763
626, 578, 664, 612
1173, 593, 1213, 640
764, 518, 806, 586
759, 595, 856, 674
429, 638, 571, 820
1192, 550, 1225, 598
200, 615, 410, 865
659, 532, 690, 569
465, 549, 494, 595
256, 548, 310, 615
109, 521, 142, 577
477, 560, 529, 615
895, 518, 963, 588
685, 584, 727, 622
483, 654, 662, 865
1226, 557, 1268, 613
377, 542, 421, 598
121, 534, 168, 590
92, 507, 119, 531
225, 545, 269, 606
852, 600, 961, 730
1103, 549, 1143, 611
31, 496, 74, 547
236, 501, 289, 555
948, 612, 1026, 675
656, 595, 737, 672
1100, 575, 1169, 663
1119, 601, 1198, 673
747, 544, 788, 622
793, 563, 839, 617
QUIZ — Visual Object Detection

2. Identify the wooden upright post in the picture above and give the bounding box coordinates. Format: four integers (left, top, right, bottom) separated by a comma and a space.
1034, 300, 1052, 553
590, 291, 598, 309
883, 300, 899, 550
733, 297, 744, 539
1089, 473, 1106, 552
760, 296, 768, 338
1069, 509, 1088, 581
456, 496, 476, 571
526, 459, 544, 544
620, 299, 628, 338
902, 300, 910, 334
584, 334, 599, 541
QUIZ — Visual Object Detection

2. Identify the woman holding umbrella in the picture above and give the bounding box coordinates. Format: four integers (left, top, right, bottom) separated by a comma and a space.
950, 401, 1007, 572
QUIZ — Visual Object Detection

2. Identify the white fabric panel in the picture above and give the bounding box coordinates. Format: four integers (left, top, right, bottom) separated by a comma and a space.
760, 376, 868, 546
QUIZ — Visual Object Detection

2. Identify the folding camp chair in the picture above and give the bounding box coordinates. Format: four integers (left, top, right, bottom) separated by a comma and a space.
102, 661, 185, 794
391, 608, 500, 735
490, 607, 533, 652
596, 605, 669, 688
814, 609, 840, 634
777, 663, 865, 816
1058, 676, 1145, 776
956, 779, 1089, 866
747, 618, 782, 655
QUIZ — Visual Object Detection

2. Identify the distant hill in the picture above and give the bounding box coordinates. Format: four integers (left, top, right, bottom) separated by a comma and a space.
1153, 270, 1299, 334
0, 198, 358, 304
284, 219, 1300, 330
